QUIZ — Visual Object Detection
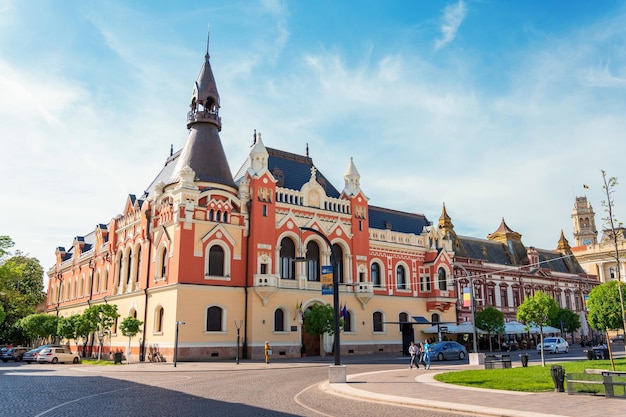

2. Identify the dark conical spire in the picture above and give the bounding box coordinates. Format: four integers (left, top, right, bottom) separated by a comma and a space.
187, 28, 221, 131
171, 35, 234, 190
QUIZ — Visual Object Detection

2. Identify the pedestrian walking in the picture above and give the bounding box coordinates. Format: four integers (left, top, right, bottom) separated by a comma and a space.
264, 341, 272, 364
422, 340, 431, 369
408, 341, 419, 369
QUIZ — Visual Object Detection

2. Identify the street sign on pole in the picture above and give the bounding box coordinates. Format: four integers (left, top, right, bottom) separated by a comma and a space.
321, 265, 333, 295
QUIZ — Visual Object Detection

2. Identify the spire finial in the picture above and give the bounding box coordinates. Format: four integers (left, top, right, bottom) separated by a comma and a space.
206, 24, 210, 59
253, 129, 257, 145
306, 143, 309, 157
170, 144, 173, 157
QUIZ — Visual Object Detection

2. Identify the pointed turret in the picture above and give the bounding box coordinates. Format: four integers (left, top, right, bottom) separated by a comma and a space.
169, 34, 235, 190
342, 157, 361, 197
556, 229, 572, 253
487, 218, 521, 243
249, 131, 269, 176
438, 203, 454, 234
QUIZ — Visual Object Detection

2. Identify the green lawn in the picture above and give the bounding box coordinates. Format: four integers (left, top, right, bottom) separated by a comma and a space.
434, 359, 626, 392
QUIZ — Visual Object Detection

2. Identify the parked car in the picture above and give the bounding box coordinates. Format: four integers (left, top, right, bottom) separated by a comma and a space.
22, 345, 62, 363
610, 334, 624, 343
36, 347, 80, 364
537, 337, 569, 354
1, 347, 30, 362
429, 341, 468, 361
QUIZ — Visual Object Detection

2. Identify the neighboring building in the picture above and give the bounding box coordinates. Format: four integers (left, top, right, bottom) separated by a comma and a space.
45, 40, 457, 362
570, 195, 626, 283
437, 205, 597, 345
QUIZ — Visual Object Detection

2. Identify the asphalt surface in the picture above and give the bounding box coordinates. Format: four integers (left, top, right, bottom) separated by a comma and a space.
1, 344, 625, 417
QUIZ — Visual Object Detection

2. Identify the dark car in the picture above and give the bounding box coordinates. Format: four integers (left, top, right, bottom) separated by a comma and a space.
1, 347, 30, 362
429, 341, 468, 361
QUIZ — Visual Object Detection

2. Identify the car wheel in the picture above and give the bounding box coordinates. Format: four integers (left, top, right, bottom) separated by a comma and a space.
73, 357, 79, 364
438, 352, 444, 361
1, 359, 7, 363
459, 351, 466, 360
51, 357, 58, 364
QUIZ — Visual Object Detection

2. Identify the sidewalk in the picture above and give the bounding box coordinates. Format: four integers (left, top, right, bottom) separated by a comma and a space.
322, 364, 625, 417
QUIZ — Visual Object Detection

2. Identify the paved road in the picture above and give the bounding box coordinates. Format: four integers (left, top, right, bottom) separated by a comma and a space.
0, 360, 467, 417
1, 344, 622, 417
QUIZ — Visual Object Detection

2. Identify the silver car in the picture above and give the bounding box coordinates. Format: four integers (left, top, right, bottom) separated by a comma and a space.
537, 337, 569, 354
36, 347, 80, 364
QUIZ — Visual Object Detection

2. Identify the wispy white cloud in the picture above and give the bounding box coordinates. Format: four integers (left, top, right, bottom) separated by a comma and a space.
435, 0, 467, 50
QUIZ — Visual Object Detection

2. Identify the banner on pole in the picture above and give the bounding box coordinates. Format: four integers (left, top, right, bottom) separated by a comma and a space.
463, 287, 471, 307
321, 265, 333, 295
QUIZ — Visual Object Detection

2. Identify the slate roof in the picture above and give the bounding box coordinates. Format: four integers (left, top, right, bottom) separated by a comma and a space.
450, 234, 586, 274
234, 147, 341, 198
368, 206, 431, 234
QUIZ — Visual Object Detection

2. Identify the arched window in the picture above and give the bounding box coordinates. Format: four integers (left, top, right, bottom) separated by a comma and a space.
371, 263, 381, 288
438, 267, 447, 291
397, 265, 406, 289
206, 306, 223, 331
610, 266, 616, 279
332, 244, 344, 283
399, 312, 408, 332
115, 254, 123, 287
135, 246, 142, 284
306, 240, 320, 281
130, 308, 137, 319
274, 308, 285, 332
343, 310, 352, 332
373, 311, 383, 332
155, 306, 164, 333
126, 249, 133, 285
431, 313, 440, 323
208, 246, 225, 276
279, 237, 296, 279
159, 247, 168, 279
103, 268, 109, 291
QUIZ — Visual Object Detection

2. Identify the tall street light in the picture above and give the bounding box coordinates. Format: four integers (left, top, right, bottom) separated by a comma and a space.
300, 226, 345, 383
174, 321, 186, 368
455, 263, 480, 364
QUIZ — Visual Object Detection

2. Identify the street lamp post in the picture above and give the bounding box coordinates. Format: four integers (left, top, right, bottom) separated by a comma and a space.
455, 263, 481, 364
174, 321, 186, 368
300, 226, 345, 382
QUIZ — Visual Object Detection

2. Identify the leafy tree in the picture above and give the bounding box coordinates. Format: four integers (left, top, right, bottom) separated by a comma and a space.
550, 308, 580, 342
19, 313, 59, 346
303, 304, 334, 357
58, 314, 86, 352
0, 304, 5, 326
475, 306, 505, 352
0, 242, 46, 344
120, 316, 143, 364
517, 291, 559, 367
587, 281, 625, 332
83, 304, 119, 360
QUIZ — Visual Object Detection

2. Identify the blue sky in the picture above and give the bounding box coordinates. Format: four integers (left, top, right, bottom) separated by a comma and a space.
2, 0, 626, 282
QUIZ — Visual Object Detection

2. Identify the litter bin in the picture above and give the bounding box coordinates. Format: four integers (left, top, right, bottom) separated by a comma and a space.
550, 365, 565, 392
114, 352, 123, 364
584, 350, 593, 360
519, 353, 529, 367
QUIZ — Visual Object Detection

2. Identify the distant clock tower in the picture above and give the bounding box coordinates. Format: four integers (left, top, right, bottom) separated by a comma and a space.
572, 196, 597, 246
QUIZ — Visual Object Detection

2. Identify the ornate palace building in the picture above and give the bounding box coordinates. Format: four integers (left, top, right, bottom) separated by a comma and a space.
437, 205, 597, 343
45, 40, 458, 362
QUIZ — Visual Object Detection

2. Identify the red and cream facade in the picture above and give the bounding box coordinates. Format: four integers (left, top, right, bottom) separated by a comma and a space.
45, 43, 457, 362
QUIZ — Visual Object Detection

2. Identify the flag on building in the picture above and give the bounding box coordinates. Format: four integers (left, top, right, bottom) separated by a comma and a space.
583, 184, 589, 189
